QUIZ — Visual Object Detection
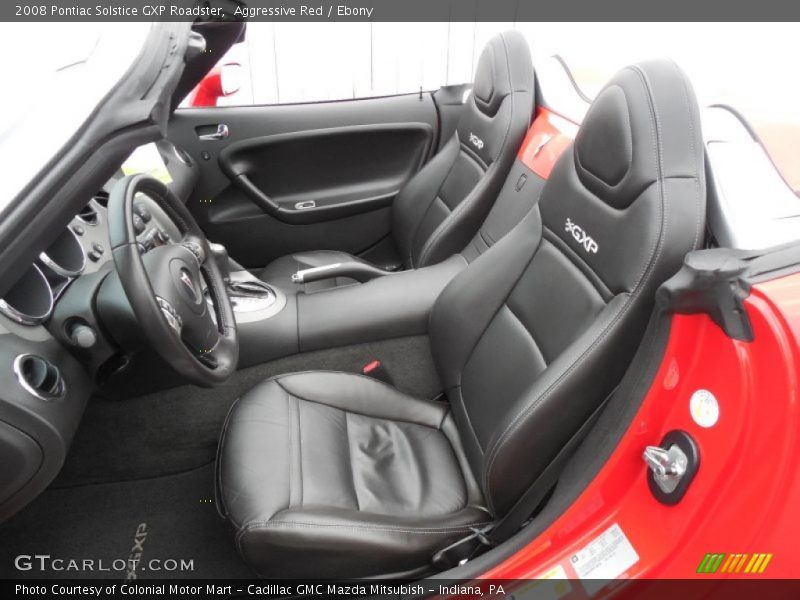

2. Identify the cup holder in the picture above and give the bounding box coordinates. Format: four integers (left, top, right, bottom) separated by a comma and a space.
13, 354, 66, 401
39, 227, 86, 278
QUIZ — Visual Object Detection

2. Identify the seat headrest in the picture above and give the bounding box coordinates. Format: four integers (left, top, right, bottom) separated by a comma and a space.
574, 59, 703, 209
455, 30, 534, 167
470, 30, 532, 118
472, 45, 500, 116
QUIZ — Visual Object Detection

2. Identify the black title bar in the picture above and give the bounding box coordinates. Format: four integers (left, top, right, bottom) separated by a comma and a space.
7, 579, 800, 599
4, 0, 800, 22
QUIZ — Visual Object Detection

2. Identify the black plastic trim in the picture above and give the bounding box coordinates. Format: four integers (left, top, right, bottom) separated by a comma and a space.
657, 242, 800, 342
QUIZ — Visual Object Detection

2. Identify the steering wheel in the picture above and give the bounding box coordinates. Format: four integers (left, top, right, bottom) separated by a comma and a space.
107, 174, 238, 387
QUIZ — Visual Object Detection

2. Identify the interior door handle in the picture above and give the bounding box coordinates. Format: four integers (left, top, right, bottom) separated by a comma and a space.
199, 124, 229, 141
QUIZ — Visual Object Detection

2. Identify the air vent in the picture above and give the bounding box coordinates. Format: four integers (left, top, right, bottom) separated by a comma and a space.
93, 190, 110, 208
77, 203, 99, 226
13, 354, 66, 401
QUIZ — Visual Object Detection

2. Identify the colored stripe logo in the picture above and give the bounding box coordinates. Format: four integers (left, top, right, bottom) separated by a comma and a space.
697, 553, 773, 574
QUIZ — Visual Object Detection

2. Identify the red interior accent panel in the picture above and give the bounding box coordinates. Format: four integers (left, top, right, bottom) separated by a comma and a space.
517, 107, 578, 179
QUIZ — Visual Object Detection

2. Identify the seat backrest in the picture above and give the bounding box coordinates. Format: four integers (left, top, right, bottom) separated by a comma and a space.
460, 140, 549, 264
392, 30, 535, 269
430, 59, 706, 516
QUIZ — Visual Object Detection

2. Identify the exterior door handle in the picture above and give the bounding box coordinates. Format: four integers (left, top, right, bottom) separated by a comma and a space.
199, 124, 229, 141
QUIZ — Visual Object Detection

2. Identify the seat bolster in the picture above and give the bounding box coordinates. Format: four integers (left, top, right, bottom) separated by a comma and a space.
392, 134, 463, 268
215, 379, 296, 528
274, 371, 449, 429
237, 505, 490, 578
431, 206, 543, 389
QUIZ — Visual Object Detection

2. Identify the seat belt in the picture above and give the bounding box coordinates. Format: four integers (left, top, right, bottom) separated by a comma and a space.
432, 391, 615, 570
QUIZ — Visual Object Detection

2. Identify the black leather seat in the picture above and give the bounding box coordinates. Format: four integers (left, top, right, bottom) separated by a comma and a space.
217, 59, 707, 578
258, 30, 535, 291
216, 372, 489, 578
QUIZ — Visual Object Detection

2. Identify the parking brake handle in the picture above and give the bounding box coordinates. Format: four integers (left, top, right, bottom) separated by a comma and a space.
291, 261, 392, 285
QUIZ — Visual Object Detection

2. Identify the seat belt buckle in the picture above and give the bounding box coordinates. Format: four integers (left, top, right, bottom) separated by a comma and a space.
431, 523, 496, 570
361, 359, 393, 386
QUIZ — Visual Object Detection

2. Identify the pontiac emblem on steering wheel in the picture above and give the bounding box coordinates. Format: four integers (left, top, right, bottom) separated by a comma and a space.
179, 270, 198, 301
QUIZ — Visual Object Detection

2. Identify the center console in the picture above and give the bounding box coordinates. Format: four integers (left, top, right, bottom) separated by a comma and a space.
223, 251, 467, 368
222, 272, 287, 323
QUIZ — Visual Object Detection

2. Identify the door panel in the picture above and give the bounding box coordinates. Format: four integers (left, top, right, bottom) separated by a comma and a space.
168, 94, 438, 268
218, 123, 432, 225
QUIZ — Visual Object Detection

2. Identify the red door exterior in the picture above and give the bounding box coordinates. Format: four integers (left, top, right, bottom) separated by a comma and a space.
481, 272, 800, 590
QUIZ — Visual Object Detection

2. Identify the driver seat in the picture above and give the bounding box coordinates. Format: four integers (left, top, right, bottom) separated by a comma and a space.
216, 59, 706, 578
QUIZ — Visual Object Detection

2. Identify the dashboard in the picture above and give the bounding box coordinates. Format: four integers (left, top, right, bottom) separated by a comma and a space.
0, 140, 198, 522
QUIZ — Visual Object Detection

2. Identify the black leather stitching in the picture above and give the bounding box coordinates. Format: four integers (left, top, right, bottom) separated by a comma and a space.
272, 374, 445, 428
503, 304, 549, 368
239, 519, 490, 536
342, 412, 361, 510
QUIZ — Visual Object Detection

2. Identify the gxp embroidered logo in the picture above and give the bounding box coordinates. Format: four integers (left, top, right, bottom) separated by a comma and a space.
696, 552, 773, 575
125, 522, 148, 580
565, 218, 599, 254
469, 132, 484, 150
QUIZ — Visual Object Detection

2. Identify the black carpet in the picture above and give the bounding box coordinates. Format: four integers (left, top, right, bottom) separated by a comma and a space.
0, 463, 252, 579
55, 335, 441, 488
0, 336, 443, 580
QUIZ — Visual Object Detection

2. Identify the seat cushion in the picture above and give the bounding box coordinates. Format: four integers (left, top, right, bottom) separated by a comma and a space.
258, 250, 367, 293
216, 371, 489, 578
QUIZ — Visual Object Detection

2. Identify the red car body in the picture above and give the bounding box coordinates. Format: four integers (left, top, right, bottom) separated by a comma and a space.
454, 107, 800, 589
483, 274, 800, 585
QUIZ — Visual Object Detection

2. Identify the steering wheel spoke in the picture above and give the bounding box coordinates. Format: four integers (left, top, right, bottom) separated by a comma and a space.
192, 345, 220, 370
179, 233, 207, 265
108, 174, 238, 387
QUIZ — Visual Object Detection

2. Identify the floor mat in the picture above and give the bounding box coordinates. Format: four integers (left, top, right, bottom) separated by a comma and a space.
0, 463, 252, 579
55, 335, 441, 488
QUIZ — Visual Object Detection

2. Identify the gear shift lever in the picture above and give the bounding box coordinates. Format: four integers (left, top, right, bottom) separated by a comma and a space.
208, 242, 275, 301
208, 242, 232, 284
228, 280, 275, 298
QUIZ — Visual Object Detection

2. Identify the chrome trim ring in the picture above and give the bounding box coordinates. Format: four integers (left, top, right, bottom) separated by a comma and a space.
13, 354, 67, 401
39, 227, 87, 278
0, 265, 54, 326
76, 199, 102, 226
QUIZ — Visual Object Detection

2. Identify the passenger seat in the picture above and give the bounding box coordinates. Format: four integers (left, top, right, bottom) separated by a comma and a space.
258, 30, 535, 291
